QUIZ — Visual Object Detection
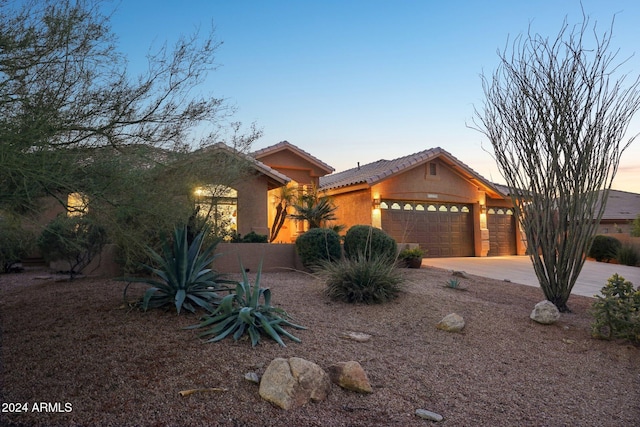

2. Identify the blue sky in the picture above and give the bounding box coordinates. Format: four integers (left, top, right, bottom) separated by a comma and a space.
107, 0, 640, 192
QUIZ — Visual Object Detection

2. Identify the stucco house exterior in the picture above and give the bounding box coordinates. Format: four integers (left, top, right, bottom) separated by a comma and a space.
190, 142, 292, 238
253, 141, 335, 243
594, 189, 640, 235
319, 147, 526, 257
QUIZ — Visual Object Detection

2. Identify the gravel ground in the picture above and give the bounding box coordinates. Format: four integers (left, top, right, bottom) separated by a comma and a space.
0, 266, 638, 427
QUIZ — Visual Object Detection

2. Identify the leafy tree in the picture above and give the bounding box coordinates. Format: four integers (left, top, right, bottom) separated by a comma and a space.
37, 214, 107, 280
0, 0, 260, 270
0, 213, 35, 273
473, 15, 640, 312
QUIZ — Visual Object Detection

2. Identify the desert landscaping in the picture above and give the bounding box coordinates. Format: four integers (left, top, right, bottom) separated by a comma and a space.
1, 266, 638, 427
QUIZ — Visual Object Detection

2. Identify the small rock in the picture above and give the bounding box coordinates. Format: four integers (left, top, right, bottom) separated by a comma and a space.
244, 372, 260, 384
530, 300, 560, 325
416, 408, 444, 421
340, 331, 372, 342
436, 313, 465, 332
452, 270, 469, 279
328, 361, 373, 393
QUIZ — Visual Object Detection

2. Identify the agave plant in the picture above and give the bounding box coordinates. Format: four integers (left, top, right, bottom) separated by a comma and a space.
124, 225, 231, 314
189, 261, 306, 347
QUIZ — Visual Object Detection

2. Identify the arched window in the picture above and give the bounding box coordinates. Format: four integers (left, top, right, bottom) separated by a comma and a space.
194, 185, 238, 240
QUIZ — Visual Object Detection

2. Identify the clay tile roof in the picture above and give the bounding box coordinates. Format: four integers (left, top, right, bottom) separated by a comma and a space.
252, 140, 334, 174
597, 189, 640, 221
204, 142, 291, 185
319, 148, 440, 190
319, 147, 505, 199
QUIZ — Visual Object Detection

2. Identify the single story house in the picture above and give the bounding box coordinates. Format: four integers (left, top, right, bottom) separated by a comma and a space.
594, 189, 640, 235
319, 147, 527, 257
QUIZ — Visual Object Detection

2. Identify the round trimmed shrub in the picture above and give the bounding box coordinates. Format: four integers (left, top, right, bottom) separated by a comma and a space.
588, 235, 622, 262
343, 225, 397, 262
295, 228, 341, 269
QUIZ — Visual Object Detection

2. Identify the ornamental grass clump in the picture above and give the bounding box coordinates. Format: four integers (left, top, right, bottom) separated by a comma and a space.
591, 274, 640, 344
123, 225, 231, 314
190, 262, 306, 347
318, 252, 404, 304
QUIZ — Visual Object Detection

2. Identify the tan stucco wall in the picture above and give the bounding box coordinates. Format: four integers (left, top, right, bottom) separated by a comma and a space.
236, 175, 270, 237
372, 159, 480, 203
331, 189, 373, 232
256, 150, 327, 181
214, 243, 303, 273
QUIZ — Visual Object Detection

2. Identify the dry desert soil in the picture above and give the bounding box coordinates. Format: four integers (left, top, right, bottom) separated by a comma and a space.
0, 266, 638, 427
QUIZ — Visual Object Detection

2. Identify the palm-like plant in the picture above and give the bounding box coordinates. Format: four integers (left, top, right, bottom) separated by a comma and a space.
290, 189, 338, 229
190, 261, 306, 347
269, 185, 296, 242
124, 225, 231, 314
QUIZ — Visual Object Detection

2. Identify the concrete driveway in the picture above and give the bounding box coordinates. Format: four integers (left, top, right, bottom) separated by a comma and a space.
422, 256, 640, 298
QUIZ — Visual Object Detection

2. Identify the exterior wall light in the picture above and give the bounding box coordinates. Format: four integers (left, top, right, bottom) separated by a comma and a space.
372, 198, 381, 209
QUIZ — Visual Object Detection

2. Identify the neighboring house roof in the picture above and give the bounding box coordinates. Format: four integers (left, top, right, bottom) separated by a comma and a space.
198, 142, 291, 186
596, 189, 640, 221
319, 147, 505, 199
253, 140, 335, 175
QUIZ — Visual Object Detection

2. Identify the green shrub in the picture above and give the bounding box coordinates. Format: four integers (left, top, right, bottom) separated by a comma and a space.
588, 235, 622, 262
124, 225, 232, 314
617, 245, 639, 267
37, 215, 107, 279
230, 231, 268, 243
0, 215, 35, 273
317, 252, 404, 304
444, 278, 462, 289
343, 225, 397, 263
591, 274, 640, 344
295, 228, 342, 269
631, 214, 640, 237
190, 262, 306, 347
398, 246, 425, 268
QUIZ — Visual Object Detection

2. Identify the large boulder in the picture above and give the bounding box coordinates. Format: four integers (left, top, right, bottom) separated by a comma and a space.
530, 300, 560, 324
259, 357, 331, 410
328, 361, 373, 393
436, 313, 465, 332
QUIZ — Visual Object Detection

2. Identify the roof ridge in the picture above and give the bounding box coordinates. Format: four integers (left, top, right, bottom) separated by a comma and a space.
252, 140, 334, 173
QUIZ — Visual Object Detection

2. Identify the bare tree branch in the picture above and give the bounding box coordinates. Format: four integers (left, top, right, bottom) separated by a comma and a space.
471, 14, 640, 311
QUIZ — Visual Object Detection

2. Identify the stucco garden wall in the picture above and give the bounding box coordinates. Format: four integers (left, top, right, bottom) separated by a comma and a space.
214, 243, 303, 273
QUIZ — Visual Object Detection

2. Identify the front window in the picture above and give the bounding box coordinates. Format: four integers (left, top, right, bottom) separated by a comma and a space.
67, 192, 88, 216
194, 185, 238, 240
